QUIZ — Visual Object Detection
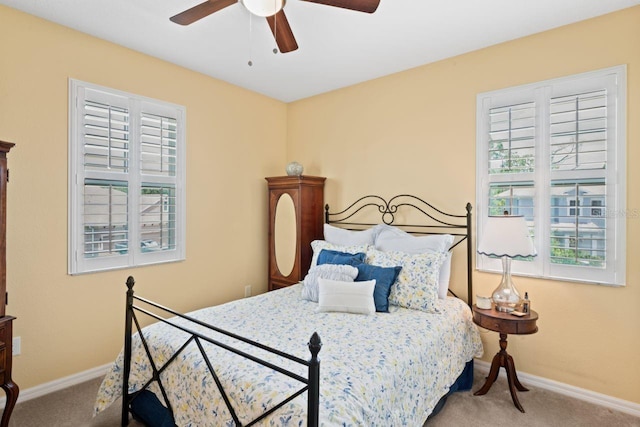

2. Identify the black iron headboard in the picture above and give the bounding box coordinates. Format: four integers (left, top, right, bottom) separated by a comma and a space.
324, 194, 473, 307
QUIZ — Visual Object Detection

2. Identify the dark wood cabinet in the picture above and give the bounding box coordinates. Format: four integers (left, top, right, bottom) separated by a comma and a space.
266, 176, 325, 291
0, 141, 17, 427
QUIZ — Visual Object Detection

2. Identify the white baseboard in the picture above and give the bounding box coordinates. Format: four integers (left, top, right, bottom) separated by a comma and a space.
474, 359, 640, 418
0, 363, 111, 407
3, 360, 639, 419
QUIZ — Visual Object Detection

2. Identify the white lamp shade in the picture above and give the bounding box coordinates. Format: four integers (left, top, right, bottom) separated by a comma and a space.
477, 215, 536, 258
241, 0, 285, 17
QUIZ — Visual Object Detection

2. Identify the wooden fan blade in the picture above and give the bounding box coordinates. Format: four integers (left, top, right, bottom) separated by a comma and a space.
301, 0, 380, 13
170, 0, 238, 25
266, 10, 299, 53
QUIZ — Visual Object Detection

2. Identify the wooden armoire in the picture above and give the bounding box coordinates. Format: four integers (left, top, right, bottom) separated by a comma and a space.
0, 141, 17, 427
266, 176, 325, 291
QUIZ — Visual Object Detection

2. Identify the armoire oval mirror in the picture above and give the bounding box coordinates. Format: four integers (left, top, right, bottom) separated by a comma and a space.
274, 193, 297, 277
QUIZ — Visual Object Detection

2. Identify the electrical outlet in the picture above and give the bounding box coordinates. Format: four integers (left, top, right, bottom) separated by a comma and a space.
244, 285, 252, 298
12, 337, 20, 356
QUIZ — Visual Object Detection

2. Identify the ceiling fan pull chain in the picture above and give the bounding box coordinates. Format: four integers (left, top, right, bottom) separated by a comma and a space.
273, 0, 278, 54
248, 13, 253, 66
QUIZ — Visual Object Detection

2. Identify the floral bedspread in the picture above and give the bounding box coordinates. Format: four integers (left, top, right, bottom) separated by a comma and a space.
94, 284, 483, 426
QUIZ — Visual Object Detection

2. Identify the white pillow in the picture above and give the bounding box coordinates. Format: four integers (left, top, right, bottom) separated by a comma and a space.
366, 248, 446, 312
438, 252, 453, 299
301, 264, 359, 302
310, 240, 370, 268
374, 226, 454, 299
375, 226, 454, 253
317, 278, 376, 315
323, 223, 376, 246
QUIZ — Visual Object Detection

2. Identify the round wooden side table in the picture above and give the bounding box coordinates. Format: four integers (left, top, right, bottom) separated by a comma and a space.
472, 304, 538, 413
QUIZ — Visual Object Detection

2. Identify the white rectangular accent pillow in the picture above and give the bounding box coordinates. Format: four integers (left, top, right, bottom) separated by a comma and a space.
301, 264, 359, 303
317, 278, 376, 315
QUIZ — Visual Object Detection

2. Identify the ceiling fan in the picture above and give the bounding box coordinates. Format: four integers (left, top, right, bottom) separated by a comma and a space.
170, 0, 381, 54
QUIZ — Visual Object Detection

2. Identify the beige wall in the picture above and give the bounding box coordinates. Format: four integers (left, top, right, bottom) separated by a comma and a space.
288, 7, 640, 404
0, 6, 286, 389
2, 2, 639, 407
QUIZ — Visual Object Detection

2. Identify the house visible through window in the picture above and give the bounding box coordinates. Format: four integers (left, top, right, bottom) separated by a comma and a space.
591, 200, 603, 217
69, 80, 186, 274
476, 66, 626, 286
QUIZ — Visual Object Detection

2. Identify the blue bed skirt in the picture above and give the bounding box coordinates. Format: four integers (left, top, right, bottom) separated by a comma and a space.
427, 359, 474, 421
450, 359, 475, 392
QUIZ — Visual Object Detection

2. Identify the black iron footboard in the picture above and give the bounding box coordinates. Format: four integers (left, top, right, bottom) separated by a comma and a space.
121, 276, 321, 427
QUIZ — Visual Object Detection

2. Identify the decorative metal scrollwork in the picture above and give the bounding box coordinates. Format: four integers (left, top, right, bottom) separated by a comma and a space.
324, 194, 473, 309
325, 194, 467, 228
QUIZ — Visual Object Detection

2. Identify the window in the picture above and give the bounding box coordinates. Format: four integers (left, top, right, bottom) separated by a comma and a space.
476, 66, 626, 286
69, 80, 186, 274
591, 200, 603, 217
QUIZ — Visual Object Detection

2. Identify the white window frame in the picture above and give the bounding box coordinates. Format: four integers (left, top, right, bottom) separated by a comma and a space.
476, 66, 626, 286
68, 79, 186, 275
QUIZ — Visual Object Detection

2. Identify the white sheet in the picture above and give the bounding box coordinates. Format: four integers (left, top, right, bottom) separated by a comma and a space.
95, 284, 483, 426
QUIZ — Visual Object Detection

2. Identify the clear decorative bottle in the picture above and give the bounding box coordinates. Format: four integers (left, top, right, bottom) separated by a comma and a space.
522, 292, 530, 314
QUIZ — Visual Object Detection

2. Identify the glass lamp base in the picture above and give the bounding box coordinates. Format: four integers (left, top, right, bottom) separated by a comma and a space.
492, 257, 521, 313
494, 301, 518, 313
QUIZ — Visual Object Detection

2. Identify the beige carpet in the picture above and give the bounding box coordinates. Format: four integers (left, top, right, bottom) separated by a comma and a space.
7, 372, 640, 426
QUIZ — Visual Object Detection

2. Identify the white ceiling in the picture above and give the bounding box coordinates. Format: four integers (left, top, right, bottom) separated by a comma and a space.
2, 0, 638, 102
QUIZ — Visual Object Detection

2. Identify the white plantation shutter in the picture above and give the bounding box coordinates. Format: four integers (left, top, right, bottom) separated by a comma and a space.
138, 105, 179, 255
550, 90, 607, 172
488, 182, 536, 246
140, 184, 176, 252
549, 180, 606, 267
140, 112, 177, 176
83, 180, 129, 258
83, 99, 130, 173
488, 102, 536, 174
477, 66, 626, 286
79, 88, 131, 266
488, 183, 535, 217
69, 80, 186, 274
548, 86, 608, 269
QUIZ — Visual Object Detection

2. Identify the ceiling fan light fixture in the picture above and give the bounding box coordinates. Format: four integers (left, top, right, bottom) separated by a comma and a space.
241, 0, 285, 17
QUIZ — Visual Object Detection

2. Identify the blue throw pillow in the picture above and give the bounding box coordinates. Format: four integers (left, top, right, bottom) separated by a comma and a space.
317, 249, 366, 267
355, 264, 402, 313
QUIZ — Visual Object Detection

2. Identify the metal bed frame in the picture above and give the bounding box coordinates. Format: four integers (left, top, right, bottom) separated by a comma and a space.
122, 276, 321, 426
120, 194, 473, 426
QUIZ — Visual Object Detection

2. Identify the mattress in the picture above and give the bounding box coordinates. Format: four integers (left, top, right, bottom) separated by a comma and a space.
95, 283, 483, 426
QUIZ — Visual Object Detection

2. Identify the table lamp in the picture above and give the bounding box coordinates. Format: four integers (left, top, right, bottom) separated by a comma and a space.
477, 215, 536, 312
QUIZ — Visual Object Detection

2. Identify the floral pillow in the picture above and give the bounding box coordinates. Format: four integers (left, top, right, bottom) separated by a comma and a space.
374, 226, 454, 299
366, 247, 446, 312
